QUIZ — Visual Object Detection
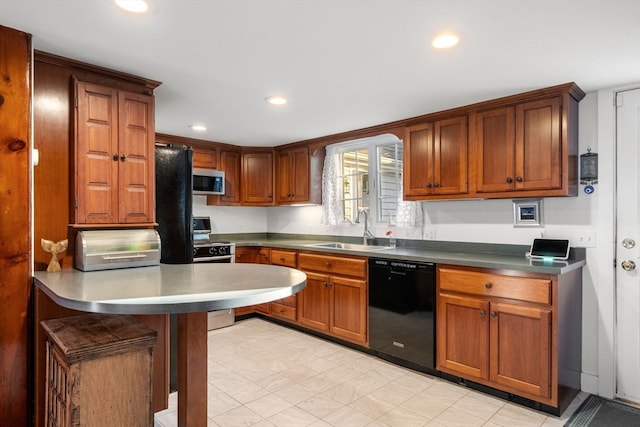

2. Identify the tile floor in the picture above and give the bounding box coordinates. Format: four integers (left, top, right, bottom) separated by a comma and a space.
155, 318, 586, 427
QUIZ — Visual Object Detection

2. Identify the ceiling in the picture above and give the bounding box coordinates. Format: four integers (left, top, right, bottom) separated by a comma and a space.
2, 0, 639, 147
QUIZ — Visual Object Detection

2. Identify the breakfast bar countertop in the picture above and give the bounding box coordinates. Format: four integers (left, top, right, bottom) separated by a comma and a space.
33, 263, 307, 315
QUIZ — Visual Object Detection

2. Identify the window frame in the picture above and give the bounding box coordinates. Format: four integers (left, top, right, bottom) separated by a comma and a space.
333, 134, 403, 225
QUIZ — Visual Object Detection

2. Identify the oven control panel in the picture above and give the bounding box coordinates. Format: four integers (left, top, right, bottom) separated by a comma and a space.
193, 243, 236, 262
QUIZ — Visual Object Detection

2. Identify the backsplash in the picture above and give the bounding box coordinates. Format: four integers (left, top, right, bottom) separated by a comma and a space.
194, 190, 594, 248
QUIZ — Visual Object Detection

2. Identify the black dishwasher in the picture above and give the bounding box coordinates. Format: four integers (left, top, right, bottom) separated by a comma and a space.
368, 258, 436, 373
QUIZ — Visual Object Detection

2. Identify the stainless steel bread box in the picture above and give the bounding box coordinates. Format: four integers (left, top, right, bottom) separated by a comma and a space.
75, 229, 161, 271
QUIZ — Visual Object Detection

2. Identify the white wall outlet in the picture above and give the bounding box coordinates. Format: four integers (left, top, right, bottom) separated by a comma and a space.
575, 229, 596, 248
424, 227, 436, 240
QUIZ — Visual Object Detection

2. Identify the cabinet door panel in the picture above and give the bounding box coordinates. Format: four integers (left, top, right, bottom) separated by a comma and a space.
75, 82, 119, 224
490, 301, 551, 398
437, 294, 489, 380
216, 150, 241, 205
192, 147, 217, 169
298, 272, 330, 332
118, 91, 155, 223
434, 116, 467, 195
516, 97, 562, 190
330, 276, 367, 343
291, 148, 310, 203
476, 107, 515, 193
404, 123, 434, 196
275, 150, 293, 202
242, 151, 273, 205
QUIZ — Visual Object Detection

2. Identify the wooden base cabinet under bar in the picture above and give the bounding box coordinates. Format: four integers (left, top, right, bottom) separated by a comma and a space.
436, 265, 582, 415
42, 313, 158, 427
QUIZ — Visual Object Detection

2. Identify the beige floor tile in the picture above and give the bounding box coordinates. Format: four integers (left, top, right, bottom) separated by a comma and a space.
452, 392, 505, 420
322, 405, 375, 427
273, 382, 319, 405
297, 394, 345, 418
156, 318, 584, 427
372, 404, 432, 427
209, 405, 263, 427
266, 405, 320, 427
488, 402, 547, 427
245, 393, 293, 418
431, 406, 486, 426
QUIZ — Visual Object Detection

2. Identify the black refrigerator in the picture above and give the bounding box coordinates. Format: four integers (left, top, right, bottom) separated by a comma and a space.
155, 144, 194, 264
155, 144, 194, 392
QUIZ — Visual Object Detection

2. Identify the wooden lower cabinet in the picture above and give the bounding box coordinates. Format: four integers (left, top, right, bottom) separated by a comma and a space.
42, 314, 157, 427
298, 252, 368, 345
34, 288, 169, 427
269, 249, 298, 321
436, 265, 581, 413
234, 247, 270, 315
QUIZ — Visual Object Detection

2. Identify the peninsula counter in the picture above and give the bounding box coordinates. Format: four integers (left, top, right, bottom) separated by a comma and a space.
34, 263, 307, 427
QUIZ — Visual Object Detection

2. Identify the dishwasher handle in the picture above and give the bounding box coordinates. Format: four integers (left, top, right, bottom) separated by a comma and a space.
390, 270, 407, 276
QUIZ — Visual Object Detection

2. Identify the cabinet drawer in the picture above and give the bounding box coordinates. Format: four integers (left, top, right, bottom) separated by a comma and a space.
270, 249, 297, 267
299, 252, 367, 278
438, 266, 550, 304
270, 302, 296, 321
274, 294, 297, 307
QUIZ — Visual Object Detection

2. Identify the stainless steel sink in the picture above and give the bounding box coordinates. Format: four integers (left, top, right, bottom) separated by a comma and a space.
305, 242, 391, 251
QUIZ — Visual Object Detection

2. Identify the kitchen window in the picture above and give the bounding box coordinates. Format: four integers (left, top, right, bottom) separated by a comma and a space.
321, 134, 421, 227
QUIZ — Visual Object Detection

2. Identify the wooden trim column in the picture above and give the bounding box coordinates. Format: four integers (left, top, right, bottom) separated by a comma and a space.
0, 24, 32, 425
177, 312, 208, 426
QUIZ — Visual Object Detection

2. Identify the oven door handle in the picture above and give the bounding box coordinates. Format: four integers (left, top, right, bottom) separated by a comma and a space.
193, 255, 234, 263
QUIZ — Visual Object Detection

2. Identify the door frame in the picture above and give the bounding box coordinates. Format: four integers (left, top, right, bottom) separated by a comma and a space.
592, 83, 640, 400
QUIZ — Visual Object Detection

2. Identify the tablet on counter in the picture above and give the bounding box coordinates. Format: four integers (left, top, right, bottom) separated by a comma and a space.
528, 238, 571, 261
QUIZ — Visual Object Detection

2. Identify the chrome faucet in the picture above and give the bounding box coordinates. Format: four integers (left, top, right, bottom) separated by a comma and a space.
356, 208, 375, 245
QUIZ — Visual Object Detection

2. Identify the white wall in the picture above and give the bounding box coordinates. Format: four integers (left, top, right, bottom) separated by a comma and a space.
194, 90, 616, 397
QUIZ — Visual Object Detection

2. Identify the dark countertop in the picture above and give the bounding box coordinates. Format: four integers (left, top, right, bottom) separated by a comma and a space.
226, 233, 585, 275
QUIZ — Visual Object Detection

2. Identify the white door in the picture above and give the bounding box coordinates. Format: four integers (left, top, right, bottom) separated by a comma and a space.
615, 88, 640, 403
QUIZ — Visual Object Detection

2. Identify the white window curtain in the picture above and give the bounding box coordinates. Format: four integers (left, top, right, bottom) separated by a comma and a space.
321, 144, 342, 225
321, 135, 422, 228
395, 179, 423, 228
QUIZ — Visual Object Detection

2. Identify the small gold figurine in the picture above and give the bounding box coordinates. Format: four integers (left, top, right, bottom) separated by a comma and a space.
41, 238, 68, 272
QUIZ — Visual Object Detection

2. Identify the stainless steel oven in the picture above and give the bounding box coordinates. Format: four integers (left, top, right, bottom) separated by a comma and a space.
192, 217, 236, 330
193, 242, 235, 263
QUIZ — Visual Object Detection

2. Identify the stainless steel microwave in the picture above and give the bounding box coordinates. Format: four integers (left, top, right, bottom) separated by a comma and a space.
193, 169, 225, 195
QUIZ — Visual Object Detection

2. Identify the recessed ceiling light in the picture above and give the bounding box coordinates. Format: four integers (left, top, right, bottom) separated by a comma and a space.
432, 34, 459, 49
189, 124, 207, 132
265, 96, 287, 106
115, 0, 149, 13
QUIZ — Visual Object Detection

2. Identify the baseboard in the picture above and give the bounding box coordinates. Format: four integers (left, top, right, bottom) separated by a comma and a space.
581, 372, 599, 395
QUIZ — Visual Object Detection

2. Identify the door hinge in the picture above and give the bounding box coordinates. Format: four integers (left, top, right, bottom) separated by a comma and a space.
616, 93, 624, 107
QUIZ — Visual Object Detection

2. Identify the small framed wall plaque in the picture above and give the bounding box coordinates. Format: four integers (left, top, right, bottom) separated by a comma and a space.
513, 198, 543, 227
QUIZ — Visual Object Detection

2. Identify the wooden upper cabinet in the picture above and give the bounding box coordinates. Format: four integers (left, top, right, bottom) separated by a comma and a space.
241, 150, 274, 205
192, 146, 218, 169
209, 149, 241, 205
516, 97, 562, 191
404, 116, 468, 200
73, 81, 155, 225
474, 95, 572, 197
474, 106, 516, 193
276, 146, 311, 204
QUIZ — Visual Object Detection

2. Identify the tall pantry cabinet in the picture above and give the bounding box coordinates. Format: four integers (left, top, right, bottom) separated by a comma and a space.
33, 51, 167, 427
